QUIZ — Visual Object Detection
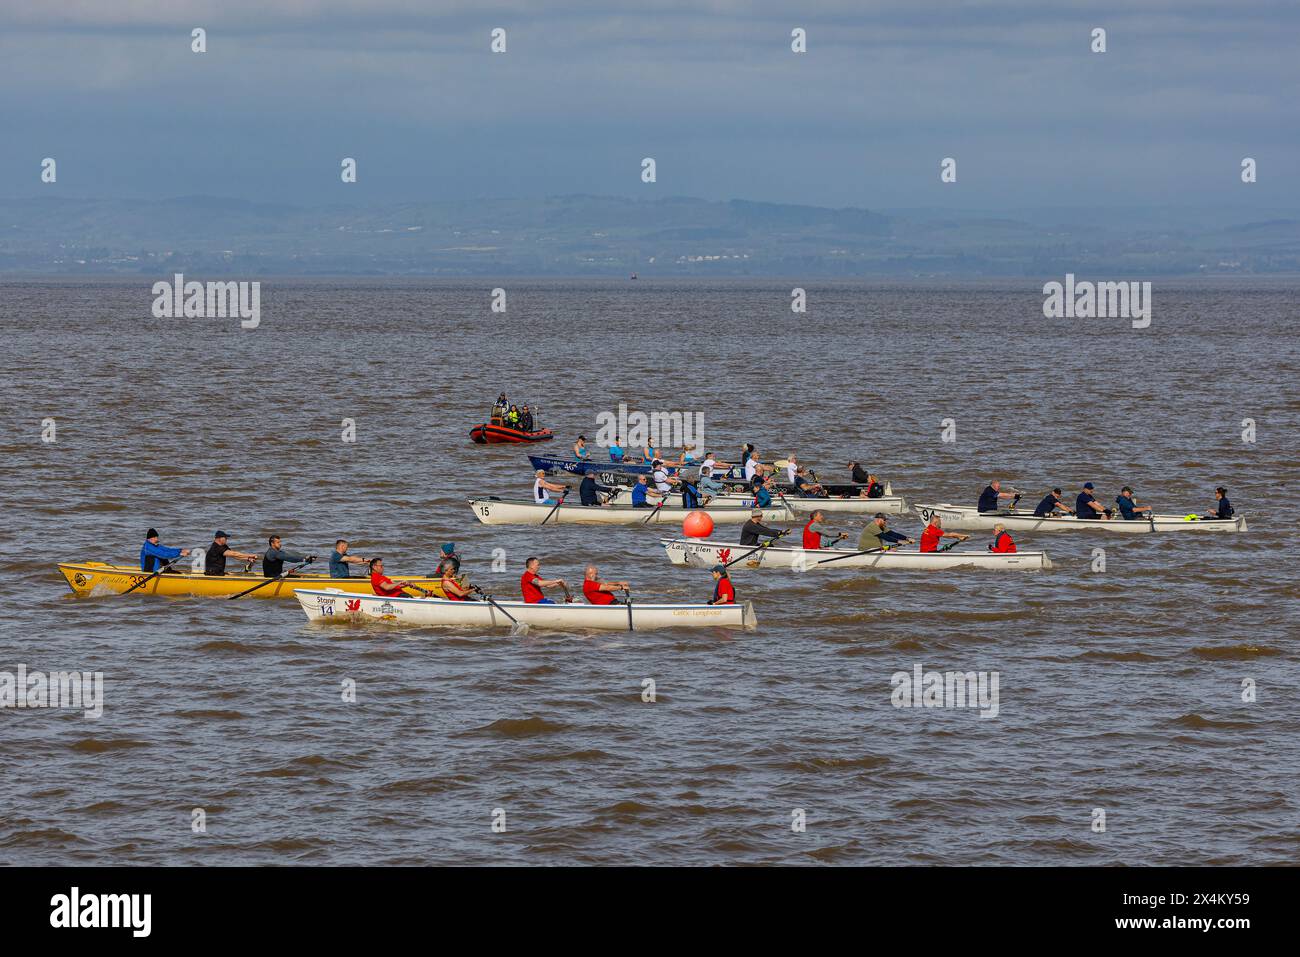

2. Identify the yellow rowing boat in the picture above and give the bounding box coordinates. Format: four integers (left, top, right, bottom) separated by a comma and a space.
57, 562, 447, 599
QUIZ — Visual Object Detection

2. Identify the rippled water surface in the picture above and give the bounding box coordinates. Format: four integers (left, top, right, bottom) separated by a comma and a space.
1, 279, 1297, 865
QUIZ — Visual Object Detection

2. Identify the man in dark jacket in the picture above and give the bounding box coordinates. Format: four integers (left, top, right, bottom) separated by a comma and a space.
739, 509, 784, 546
579, 474, 615, 506
263, 536, 315, 578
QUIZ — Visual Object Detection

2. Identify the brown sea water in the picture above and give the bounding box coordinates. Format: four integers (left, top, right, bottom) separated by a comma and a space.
1, 278, 1297, 865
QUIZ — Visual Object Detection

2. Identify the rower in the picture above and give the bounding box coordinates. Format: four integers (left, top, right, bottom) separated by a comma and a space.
859, 514, 914, 552
743, 448, 764, 484
521, 557, 570, 604
978, 480, 1018, 513
582, 565, 629, 605
802, 510, 846, 550
680, 444, 698, 467
740, 508, 784, 547
750, 476, 774, 509
608, 437, 625, 463
1032, 488, 1073, 517
139, 528, 190, 572
680, 471, 703, 509
793, 465, 827, 497
630, 475, 660, 508
1115, 486, 1153, 521
697, 465, 723, 503
651, 459, 675, 496
579, 474, 615, 506
263, 536, 315, 578
853, 470, 884, 499
433, 542, 461, 578
1205, 486, 1234, 520
849, 461, 872, 485
1075, 482, 1110, 520
574, 435, 589, 460
919, 514, 969, 552
707, 564, 736, 605
785, 454, 799, 485
204, 531, 259, 577
700, 451, 730, 474
988, 523, 1017, 553
368, 557, 416, 597
642, 441, 658, 463
329, 539, 368, 578
533, 469, 568, 506
436, 545, 472, 601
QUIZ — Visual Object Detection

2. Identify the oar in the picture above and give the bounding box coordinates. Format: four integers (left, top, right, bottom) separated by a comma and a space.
814, 544, 889, 566
728, 529, 790, 568
227, 558, 314, 599
623, 588, 634, 631
641, 497, 668, 525
540, 487, 570, 526
772, 485, 797, 518
471, 586, 529, 637
122, 557, 181, 595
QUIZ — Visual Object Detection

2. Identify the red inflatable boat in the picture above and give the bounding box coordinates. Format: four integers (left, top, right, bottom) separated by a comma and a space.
470, 423, 555, 444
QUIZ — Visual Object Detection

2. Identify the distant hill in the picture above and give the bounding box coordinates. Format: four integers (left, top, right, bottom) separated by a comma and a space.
0, 194, 1297, 276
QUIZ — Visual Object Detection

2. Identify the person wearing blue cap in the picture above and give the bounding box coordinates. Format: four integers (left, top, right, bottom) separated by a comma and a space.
1074, 483, 1111, 520
1115, 486, 1153, 521
203, 531, 259, 576
432, 543, 460, 576
707, 564, 736, 605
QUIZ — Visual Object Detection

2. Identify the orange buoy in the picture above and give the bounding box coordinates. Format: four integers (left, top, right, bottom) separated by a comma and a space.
682, 510, 713, 538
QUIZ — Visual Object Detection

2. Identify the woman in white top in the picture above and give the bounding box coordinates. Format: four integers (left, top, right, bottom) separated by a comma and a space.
744, 450, 762, 483
533, 469, 569, 505
785, 454, 799, 485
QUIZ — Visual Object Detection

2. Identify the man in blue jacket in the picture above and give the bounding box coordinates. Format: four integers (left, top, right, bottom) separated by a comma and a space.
139, 528, 190, 572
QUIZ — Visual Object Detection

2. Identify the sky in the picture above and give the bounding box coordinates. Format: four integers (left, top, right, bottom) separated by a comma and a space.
2, 0, 1298, 211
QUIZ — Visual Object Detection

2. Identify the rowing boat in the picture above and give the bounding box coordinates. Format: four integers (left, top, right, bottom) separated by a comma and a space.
57, 562, 447, 599
660, 539, 1052, 571
293, 588, 757, 632
686, 491, 907, 515
468, 498, 790, 526
528, 455, 671, 478
471, 423, 554, 444
913, 504, 1247, 533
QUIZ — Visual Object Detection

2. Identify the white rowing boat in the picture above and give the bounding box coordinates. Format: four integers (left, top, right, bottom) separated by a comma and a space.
914, 503, 1246, 533
468, 498, 789, 526
293, 588, 756, 632
661, 538, 1052, 571
605, 487, 910, 515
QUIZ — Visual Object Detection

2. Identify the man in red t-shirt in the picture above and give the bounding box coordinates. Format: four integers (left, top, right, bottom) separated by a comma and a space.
919, 514, 970, 552
988, 523, 1017, 553
368, 557, 412, 597
802, 509, 846, 550
582, 564, 629, 605
521, 557, 571, 603
708, 564, 736, 604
